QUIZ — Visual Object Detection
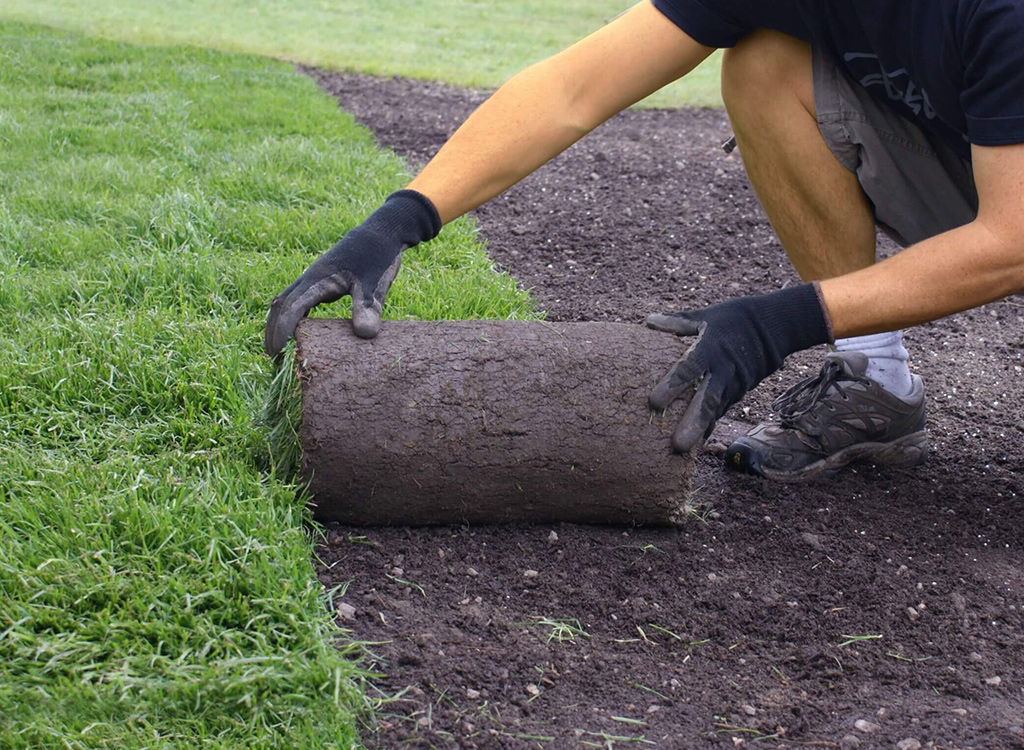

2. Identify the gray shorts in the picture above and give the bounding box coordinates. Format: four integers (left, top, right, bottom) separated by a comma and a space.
811, 46, 978, 247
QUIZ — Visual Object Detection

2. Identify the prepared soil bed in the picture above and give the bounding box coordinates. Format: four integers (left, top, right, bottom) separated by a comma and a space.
307, 69, 1024, 749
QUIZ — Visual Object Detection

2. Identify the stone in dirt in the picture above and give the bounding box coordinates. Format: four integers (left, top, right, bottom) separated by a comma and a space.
896, 739, 922, 750
854, 719, 881, 733
336, 602, 356, 622
800, 532, 824, 550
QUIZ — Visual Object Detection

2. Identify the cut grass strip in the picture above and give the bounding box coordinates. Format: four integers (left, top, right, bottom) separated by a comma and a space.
0, 22, 532, 748
0, 0, 723, 107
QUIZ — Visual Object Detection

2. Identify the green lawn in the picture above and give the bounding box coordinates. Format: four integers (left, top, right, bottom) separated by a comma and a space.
0, 22, 532, 749
0, 0, 723, 108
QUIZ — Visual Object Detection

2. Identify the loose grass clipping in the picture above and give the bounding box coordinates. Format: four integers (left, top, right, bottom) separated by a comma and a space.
274, 319, 694, 525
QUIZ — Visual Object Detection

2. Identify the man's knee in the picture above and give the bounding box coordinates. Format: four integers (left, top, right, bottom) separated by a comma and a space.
721, 29, 814, 115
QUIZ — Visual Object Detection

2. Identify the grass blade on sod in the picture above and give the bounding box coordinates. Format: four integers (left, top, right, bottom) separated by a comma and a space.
0, 22, 532, 748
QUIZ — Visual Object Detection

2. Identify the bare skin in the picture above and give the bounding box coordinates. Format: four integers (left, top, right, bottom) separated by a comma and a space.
720, 30, 876, 282
405, 0, 1024, 338
406, 1, 713, 223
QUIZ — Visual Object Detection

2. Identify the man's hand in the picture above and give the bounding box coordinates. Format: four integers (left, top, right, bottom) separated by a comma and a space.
264, 190, 441, 356
646, 283, 833, 453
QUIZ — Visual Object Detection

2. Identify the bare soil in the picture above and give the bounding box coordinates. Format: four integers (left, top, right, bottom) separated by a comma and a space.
306, 69, 1024, 749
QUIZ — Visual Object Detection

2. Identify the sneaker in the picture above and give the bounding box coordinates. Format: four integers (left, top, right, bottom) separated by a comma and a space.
725, 351, 927, 482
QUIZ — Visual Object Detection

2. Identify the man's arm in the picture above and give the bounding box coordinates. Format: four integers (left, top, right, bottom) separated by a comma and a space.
265, 1, 711, 354
407, 0, 713, 223
820, 143, 1024, 336
644, 142, 1024, 453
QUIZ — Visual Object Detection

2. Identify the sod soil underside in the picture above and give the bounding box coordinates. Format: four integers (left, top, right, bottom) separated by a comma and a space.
308, 70, 1024, 749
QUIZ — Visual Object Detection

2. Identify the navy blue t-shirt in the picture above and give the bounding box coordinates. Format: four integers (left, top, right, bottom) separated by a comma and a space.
652, 0, 1024, 160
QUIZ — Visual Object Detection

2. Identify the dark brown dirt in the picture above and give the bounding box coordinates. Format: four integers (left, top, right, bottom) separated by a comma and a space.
295, 319, 692, 526
306, 69, 1024, 749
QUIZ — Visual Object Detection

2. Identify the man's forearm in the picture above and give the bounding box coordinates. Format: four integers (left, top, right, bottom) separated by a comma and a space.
406, 62, 593, 224
406, 1, 712, 224
820, 219, 1024, 337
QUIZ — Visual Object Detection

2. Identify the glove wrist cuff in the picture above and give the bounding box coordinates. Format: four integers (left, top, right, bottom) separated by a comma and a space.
761, 282, 833, 356
384, 189, 443, 242
810, 280, 835, 344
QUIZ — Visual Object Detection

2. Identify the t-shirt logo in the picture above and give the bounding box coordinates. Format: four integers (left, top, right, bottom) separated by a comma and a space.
843, 52, 937, 120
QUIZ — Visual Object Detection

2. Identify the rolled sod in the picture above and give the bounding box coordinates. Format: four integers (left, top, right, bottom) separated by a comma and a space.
288, 319, 695, 525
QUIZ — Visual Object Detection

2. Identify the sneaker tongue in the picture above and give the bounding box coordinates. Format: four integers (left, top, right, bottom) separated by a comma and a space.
824, 350, 870, 378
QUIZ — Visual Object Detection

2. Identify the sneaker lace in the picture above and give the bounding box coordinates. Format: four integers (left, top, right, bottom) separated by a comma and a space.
771, 359, 871, 425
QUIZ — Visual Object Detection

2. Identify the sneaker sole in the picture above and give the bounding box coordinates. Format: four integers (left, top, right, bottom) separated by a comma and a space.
728, 430, 929, 483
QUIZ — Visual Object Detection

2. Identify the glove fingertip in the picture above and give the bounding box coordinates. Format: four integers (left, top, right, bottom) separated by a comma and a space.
672, 429, 699, 455
351, 304, 382, 339
645, 313, 678, 332
264, 298, 287, 357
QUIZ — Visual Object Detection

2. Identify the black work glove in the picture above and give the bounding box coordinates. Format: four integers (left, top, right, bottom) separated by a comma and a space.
646, 282, 833, 453
264, 189, 441, 356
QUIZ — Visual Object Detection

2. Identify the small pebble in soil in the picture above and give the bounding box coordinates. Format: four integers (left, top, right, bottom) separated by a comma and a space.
466, 567, 478, 577
970, 652, 983, 662
840, 735, 861, 749
951, 708, 968, 716
647, 705, 661, 714
741, 704, 757, 716
906, 607, 920, 622
854, 719, 881, 733
524, 569, 539, 579
548, 530, 559, 544
984, 676, 1002, 686
466, 688, 480, 700
896, 739, 921, 750
336, 602, 356, 622
800, 532, 824, 550
526, 683, 540, 697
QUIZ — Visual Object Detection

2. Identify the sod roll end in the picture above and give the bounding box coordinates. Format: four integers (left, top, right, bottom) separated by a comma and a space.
293, 319, 694, 525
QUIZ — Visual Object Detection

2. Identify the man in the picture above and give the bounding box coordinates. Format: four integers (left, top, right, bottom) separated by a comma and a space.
265, 0, 1024, 481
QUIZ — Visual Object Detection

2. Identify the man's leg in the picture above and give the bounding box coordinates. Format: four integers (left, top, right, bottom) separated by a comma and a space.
718, 30, 924, 480
720, 30, 913, 395
721, 30, 876, 281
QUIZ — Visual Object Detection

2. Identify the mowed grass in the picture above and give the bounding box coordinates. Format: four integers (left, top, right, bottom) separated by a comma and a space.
0, 22, 532, 748
0, 0, 723, 108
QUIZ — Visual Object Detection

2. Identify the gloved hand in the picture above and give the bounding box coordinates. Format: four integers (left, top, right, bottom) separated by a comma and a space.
646, 282, 833, 453
264, 189, 441, 356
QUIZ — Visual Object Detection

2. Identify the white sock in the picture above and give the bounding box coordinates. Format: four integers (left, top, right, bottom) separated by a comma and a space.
833, 330, 914, 397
